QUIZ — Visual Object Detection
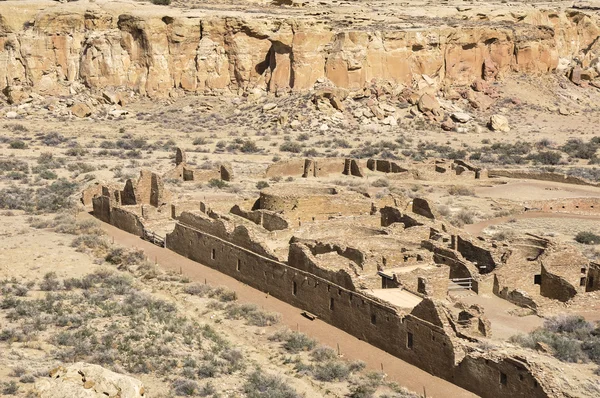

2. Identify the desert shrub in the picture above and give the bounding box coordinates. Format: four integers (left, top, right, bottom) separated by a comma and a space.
297, 133, 310, 141
448, 185, 475, 196
224, 303, 280, 326
310, 346, 337, 362
371, 178, 389, 187
244, 369, 300, 398
193, 137, 208, 145
528, 151, 561, 165
198, 381, 216, 397
256, 181, 270, 190
510, 315, 598, 364
208, 178, 227, 189
151, 0, 171, 4
9, 366, 26, 377
105, 248, 146, 266
0, 185, 33, 211
561, 138, 599, 160
35, 179, 79, 212
313, 361, 350, 381
2, 381, 18, 395
451, 209, 475, 227
270, 330, 317, 353
9, 140, 26, 149
40, 132, 66, 146
184, 283, 213, 297
39, 169, 58, 180
240, 140, 260, 153
172, 379, 199, 396
280, 142, 302, 153
65, 146, 88, 157
19, 375, 35, 384
349, 384, 376, 398
0, 158, 28, 173
575, 231, 600, 245
39, 272, 61, 291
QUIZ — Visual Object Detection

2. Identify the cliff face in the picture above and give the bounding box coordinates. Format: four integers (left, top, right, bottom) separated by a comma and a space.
1, 1, 600, 98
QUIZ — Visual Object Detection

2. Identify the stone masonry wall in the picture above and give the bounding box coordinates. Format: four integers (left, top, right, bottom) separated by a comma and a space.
165, 214, 550, 397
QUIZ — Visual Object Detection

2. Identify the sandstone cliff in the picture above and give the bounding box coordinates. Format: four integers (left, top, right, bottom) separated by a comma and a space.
2, 0, 600, 99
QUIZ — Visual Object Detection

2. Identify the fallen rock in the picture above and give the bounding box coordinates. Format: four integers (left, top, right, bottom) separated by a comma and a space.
71, 102, 92, 118
441, 119, 455, 131
489, 114, 510, 132
570, 66, 582, 85
262, 103, 277, 112
382, 115, 397, 126
35, 363, 144, 398
451, 112, 471, 123
417, 93, 440, 113
5, 111, 18, 119
471, 79, 489, 92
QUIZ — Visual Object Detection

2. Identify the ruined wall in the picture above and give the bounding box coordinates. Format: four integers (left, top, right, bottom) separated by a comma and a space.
540, 263, 578, 302
3, 4, 597, 100
526, 197, 600, 215
587, 262, 600, 292
92, 195, 111, 224
81, 182, 103, 206
110, 206, 144, 237
456, 236, 498, 274
393, 266, 449, 299
367, 159, 409, 174
92, 195, 144, 236
421, 240, 479, 283
230, 204, 290, 231
454, 355, 547, 398
380, 206, 424, 228
287, 243, 357, 291
493, 275, 538, 309
265, 159, 306, 178
489, 170, 599, 187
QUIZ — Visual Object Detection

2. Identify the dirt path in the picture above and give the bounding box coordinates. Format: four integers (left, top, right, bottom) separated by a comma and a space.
465, 211, 600, 236
83, 212, 477, 398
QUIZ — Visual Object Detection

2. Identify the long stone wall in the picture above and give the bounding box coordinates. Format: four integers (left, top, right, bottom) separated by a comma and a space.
165, 212, 550, 398
489, 169, 600, 187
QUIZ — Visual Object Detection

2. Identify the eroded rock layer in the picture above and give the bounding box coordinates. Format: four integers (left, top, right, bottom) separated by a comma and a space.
1, 1, 600, 98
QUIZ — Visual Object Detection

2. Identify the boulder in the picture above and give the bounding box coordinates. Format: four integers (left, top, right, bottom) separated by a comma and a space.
451, 112, 471, 123
262, 103, 277, 112
382, 115, 397, 126
34, 363, 144, 398
489, 114, 510, 132
441, 119, 455, 131
2, 85, 29, 104
417, 93, 440, 113
5, 111, 18, 119
570, 66, 582, 85
71, 102, 92, 118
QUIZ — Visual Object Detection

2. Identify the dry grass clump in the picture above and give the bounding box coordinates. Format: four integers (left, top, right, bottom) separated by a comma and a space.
447, 185, 475, 196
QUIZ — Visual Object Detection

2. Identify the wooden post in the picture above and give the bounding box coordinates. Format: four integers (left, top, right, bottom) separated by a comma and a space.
337, 343, 340, 356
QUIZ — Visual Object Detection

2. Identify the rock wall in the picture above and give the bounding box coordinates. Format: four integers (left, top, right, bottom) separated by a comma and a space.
3, 3, 600, 98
